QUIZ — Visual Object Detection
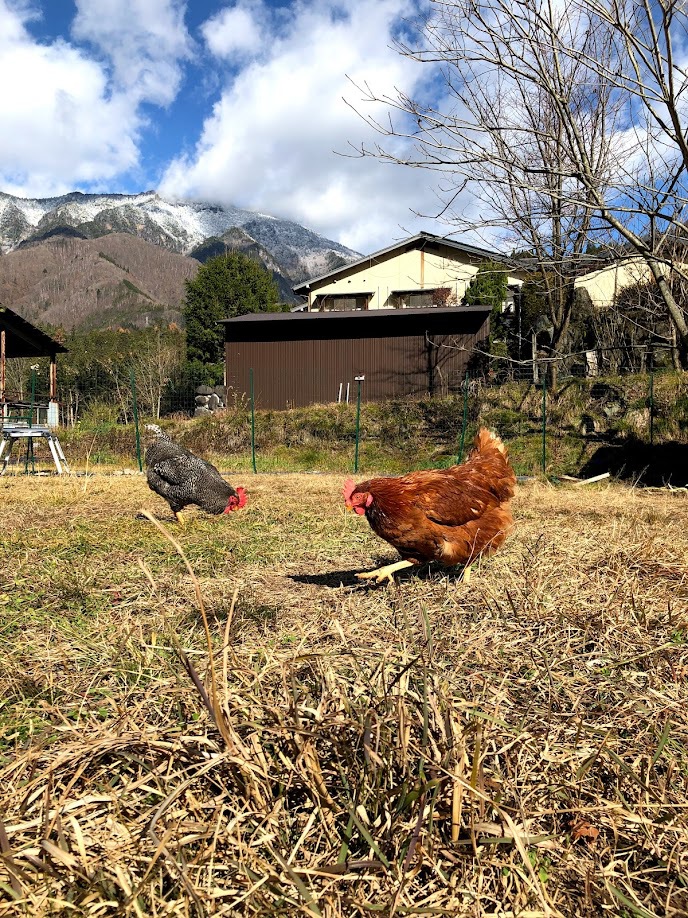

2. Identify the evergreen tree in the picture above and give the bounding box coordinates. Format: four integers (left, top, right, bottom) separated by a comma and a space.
183, 252, 281, 367
464, 261, 510, 361
463, 261, 509, 313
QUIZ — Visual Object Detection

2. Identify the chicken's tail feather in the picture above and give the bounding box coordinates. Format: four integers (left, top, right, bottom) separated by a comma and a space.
473, 427, 507, 456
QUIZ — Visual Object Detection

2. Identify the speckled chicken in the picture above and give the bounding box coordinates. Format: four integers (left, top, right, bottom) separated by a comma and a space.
144, 424, 247, 524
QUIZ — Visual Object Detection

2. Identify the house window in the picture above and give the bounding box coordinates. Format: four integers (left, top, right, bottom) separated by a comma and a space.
393, 291, 434, 308
315, 295, 369, 311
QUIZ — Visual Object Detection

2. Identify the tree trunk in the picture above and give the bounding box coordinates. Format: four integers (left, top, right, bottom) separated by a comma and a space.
646, 259, 688, 369
547, 357, 558, 391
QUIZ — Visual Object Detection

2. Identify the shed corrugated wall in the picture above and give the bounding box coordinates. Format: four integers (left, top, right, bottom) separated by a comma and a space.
224, 309, 489, 409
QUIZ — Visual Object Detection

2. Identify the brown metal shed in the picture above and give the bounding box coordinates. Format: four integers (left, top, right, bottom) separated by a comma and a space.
222, 306, 490, 409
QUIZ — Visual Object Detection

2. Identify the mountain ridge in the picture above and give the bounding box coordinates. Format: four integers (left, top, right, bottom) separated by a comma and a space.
0, 190, 360, 285
0, 233, 199, 331
0, 190, 362, 331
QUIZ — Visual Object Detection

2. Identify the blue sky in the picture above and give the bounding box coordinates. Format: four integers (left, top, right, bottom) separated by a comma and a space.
0, 0, 460, 253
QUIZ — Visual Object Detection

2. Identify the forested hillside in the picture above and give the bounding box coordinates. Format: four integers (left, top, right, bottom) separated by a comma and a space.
0, 234, 199, 330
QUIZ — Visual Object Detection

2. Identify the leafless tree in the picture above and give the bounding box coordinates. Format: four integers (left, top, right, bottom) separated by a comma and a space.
349, 0, 688, 373
129, 327, 184, 419
348, 0, 619, 384
3, 357, 31, 402
575, 0, 688, 360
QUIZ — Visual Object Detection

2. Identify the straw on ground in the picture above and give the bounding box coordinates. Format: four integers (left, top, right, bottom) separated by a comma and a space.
0, 474, 686, 916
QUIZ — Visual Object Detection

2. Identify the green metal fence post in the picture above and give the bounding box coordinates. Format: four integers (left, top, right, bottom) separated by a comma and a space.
541, 372, 547, 477
354, 375, 364, 473
130, 369, 143, 471
457, 371, 469, 464
649, 367, 655, 447
249, 368, 257, 473
24, 367, 37, 473
29, 367, 36, 427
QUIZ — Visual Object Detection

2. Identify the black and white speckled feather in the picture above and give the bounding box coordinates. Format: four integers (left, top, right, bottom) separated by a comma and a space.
144, 424, 244, 516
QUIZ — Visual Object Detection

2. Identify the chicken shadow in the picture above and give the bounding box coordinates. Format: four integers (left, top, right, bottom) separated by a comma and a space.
288, 569, 370, 589
289, 561, 468, 589
580, 436, 688, 487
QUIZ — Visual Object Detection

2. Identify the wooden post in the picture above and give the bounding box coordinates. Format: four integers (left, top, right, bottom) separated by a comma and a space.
49, 353, 57, 400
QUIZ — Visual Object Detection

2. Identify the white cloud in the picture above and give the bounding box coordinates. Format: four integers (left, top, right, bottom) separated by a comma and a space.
160, 0, 463, 254
201, 2, 263, 61
0, 0, 193, 196
71, 0, 192, 106
0, 0, 483, 254
0, 1, 139, 194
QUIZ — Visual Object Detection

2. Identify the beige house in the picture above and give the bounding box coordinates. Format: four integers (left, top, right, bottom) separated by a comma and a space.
297, 234, 674, 315
573, 256, 654, 307
292, 231, 523, 311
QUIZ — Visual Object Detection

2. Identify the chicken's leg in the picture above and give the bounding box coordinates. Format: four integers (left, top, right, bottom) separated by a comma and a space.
462, 564, 471, 584
356, 559, 414, 584
174, 510, 185, 526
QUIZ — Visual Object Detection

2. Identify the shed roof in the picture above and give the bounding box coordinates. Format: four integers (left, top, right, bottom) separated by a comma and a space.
0, 304, 67, 358
221, 305, 490, 324
292, 232, 509, 293
221, 305, 491, 343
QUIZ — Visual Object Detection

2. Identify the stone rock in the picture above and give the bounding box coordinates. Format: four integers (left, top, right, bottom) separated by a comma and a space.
194, 407, 211, 417
213, 385, 227, 399
195, 385, 214, 396
195, 394, 210, 406
579, 414, 598, 435
603, 402, 623, 418
208, 393, 221, 409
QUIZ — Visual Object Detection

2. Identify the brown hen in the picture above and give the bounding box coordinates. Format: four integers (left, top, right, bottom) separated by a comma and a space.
343, 428, 515, 583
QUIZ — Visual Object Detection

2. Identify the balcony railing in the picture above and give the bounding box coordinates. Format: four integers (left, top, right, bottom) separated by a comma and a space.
1, 400, 51, 427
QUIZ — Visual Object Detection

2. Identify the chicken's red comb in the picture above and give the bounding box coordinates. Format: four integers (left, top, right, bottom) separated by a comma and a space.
342, 477, 356, 502
235, 487, 248, 508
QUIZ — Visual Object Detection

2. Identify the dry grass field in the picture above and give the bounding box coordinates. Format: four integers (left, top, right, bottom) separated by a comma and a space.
0, 471, 687, 917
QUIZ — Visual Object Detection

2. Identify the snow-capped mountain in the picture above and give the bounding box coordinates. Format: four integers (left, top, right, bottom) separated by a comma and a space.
0, 190, 360, 284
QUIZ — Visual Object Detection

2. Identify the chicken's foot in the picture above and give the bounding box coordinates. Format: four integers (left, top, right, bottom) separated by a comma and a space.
356, 559, 414, 584
174, 511, 185, 526
462, 564, 471, 584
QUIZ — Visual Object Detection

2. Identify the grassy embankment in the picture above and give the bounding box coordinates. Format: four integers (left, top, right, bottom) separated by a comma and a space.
23, 372, 688, 479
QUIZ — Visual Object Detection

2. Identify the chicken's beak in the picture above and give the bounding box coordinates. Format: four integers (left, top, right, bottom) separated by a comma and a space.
345, 504, 353, 512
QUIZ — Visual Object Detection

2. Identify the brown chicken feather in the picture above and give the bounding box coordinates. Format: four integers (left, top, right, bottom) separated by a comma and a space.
344, 428, 515, 581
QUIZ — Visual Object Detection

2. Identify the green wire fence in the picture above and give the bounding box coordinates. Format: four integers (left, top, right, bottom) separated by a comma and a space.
250, 368, 257, 474
130, 369, 143, 472
120, 367, 671, 483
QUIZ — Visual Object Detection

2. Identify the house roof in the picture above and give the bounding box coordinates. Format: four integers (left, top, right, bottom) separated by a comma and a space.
292, 231, 509, 293
0, 304, 67, 359
314, 291, 375, 297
